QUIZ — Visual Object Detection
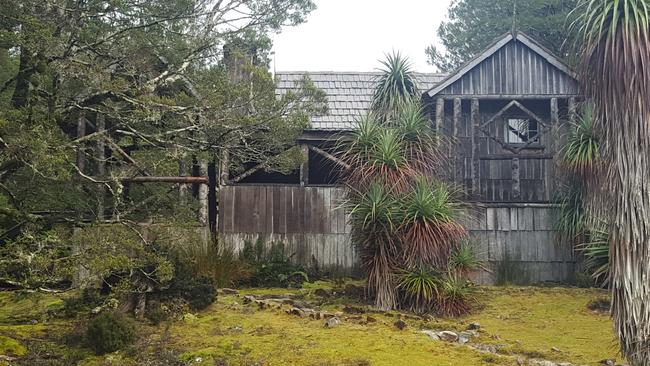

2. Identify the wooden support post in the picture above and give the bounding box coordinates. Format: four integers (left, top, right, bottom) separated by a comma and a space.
219, 149, 230, 187
198, 161, 209, 226
512, 158, 520, 199
178, 153, 188, 204
470, 98, 480, 198
550, 98, 560, 198
76, 112, 86, 172
299, 144, 309, 187
96, 114, 105, 220
568, 97, 577, 125
452, 98, 461, 182
435, 98, 445, 135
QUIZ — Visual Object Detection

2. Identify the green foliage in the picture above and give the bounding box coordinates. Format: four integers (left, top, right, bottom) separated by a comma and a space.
435, 271, 479, 317
86, 311, 137, 355
397, 266, 440, 314
62, 288, 103, 318
371, 52, 419, 120
577, 226, 609, 287
449, 241, 485, 276
164, 261, 217, 311
427, 0, 579, 71
561, 104, 599, 173
239, 239, 310, 288
180, 240, 253, 288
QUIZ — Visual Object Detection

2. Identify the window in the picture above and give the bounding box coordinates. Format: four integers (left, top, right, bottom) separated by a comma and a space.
505, 118, 539, 144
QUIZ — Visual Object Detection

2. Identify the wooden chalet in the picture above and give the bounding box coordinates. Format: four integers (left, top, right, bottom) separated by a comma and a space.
218, 32, 579, 284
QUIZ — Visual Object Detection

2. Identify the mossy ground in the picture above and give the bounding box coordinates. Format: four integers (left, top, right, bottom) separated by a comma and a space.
0, 284, 620, 366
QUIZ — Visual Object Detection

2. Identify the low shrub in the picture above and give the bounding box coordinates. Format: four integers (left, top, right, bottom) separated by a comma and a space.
435, 271, 479, 317
86, 311, 136, 355
240, 239, 310, 288
145, 301, 170, 325
165, 270, 217, 311
63, 288, 103, 317
449, 240, 485, 276
397, 266, 439, 314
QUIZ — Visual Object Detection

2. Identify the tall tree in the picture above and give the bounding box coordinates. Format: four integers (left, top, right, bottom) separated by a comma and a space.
427, 0, 579, 72
574, 1, 650, 365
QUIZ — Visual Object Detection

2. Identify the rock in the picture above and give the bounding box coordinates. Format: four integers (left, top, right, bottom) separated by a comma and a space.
243, 295, 255, 304
324, 317, 341, 328
366, 316, 377, 323
393, 319, 407, 330
0, 355, 17, 362
517, 357, 526, 365
437, 331, 459, 342
467, 322, 481, 330
457, 331, 473, 344
288, 307, 305, 317
314, 288, 330, 297
91, 306, 103, 314
220, 288, 239, 295
421, 330, 440, 341
599, 360, 616, 366
551, 347, 561, 353
464, 330, 480, 338
528, 360, 558, 366
343, 306, 365, 314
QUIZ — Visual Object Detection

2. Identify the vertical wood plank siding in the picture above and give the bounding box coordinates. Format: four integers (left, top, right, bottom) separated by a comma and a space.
437, 40, 579, 96
219, 186, 575, 282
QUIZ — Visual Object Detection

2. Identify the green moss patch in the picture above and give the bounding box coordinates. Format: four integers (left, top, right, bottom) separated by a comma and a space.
0, 335, 27, 357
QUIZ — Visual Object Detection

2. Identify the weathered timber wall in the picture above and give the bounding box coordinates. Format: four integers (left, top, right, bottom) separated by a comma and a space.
460, 204, 575, 284
218, 185, 357, 275
219, 186, 575, 283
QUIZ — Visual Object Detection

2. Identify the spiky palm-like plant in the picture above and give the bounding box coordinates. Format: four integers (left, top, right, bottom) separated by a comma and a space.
347, 182, 400, 310
399, 178, 466, 267
371, 52, 419, 121
397, 266, 440, 314
573, 1, 650, 363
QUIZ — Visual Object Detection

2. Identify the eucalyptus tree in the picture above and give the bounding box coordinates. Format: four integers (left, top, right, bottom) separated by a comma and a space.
573, 0, 650, 364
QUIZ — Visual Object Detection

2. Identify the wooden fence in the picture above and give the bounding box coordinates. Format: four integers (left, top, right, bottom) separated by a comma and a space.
218, 185, 575, 283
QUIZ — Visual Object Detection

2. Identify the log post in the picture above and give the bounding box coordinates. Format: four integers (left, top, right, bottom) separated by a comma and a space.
96, 113, 105, 220
435, 98, 445, 136
198, 161, 209, 225
299, 144, 309, 187
178, 153, 188, 204
470, 98, 480, 198
512, 157, 520, 200
550, 98, 560, 198
76, 112, 86, 172
453, 98, 461, 182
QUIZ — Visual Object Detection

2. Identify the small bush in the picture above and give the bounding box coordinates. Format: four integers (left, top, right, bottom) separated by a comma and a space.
435, 271, 478, 317
449, 240, 485, 276
145, 301, 170, 325
63, 288, 103, 317
240, 239, 309, 288
166, 272, 217, 311
397, 266, 439, 314
86, 311, 136, 355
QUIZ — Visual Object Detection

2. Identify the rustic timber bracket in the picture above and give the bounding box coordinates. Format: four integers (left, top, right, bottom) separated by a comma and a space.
479, 100, 549, 154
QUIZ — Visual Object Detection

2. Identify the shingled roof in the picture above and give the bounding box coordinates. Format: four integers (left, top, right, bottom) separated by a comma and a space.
276, 71, 446, 130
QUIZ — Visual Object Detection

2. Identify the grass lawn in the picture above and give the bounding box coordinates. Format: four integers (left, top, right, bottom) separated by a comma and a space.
0, 283, 620, 366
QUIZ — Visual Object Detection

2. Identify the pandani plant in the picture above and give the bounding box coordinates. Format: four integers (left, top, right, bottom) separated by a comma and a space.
339, 53, 467, 311
572, 1, 650, 363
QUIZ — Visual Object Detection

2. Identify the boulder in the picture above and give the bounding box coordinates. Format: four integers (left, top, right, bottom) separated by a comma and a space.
421, 330, 440, 341
393, 319, 407, 330
457, 331, 473, 344
467, 322, 481, 330
324, 317, 341, 328
437, 331, 459, 342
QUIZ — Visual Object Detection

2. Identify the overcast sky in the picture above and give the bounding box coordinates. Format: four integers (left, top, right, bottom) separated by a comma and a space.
271, 0, 453, 73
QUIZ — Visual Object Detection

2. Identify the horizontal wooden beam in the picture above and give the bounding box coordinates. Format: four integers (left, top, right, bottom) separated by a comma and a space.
122, 176, 208, 184
437, 94, 580, 100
